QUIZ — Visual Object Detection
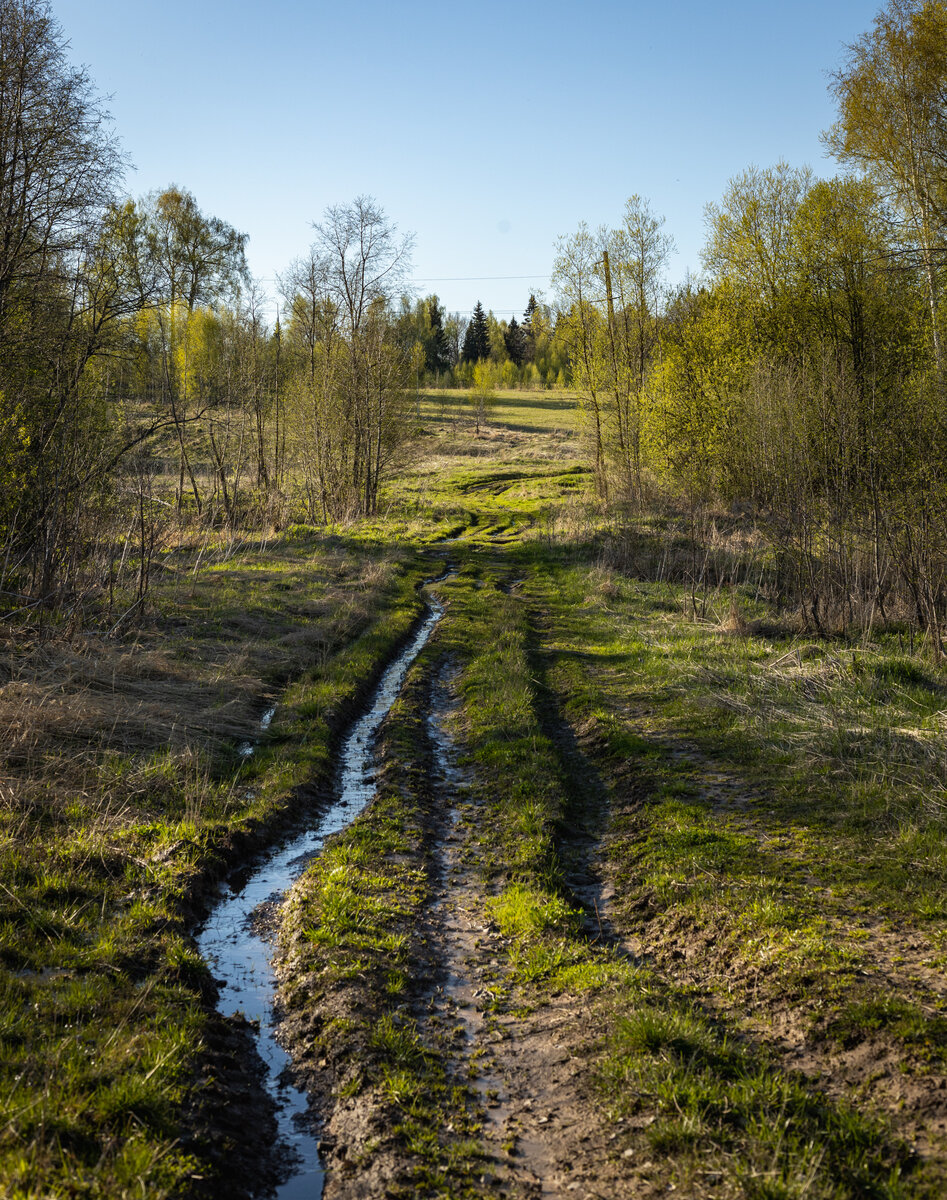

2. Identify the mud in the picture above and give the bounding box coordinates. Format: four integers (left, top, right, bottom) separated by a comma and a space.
420, 662, 647, 1196
195, 588, 448, 1198
571, 714, 947, 1178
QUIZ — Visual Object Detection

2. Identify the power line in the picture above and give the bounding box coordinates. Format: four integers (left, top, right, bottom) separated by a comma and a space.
412, 273, 551, 282
249, 273, 550, 282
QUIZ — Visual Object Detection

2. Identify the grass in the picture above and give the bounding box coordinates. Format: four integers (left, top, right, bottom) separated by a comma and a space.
412, 456, 925, 1197
278, 659, 487, 1198
530, 556, 947, 996
6, 389, 947, 1196
0, 522, 436, 1197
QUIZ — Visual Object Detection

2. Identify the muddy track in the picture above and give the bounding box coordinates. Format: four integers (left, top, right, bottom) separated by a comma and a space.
201, 563, 939, 1199
524, 607, 621, 943
203, 543, 940, 1198
421, 661, 616, 1199
273, 623, 642, 1198
196, 585, 450, 1199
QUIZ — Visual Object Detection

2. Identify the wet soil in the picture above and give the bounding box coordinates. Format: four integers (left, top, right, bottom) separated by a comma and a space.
196, 554, 947, 1197
566, 711, 947, 1182
418, 661, 669, 1199
195, 591, 448, 1198
278, 654, 656, 1198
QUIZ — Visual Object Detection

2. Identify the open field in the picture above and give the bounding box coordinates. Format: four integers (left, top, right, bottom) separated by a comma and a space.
3, 390, 947, 1198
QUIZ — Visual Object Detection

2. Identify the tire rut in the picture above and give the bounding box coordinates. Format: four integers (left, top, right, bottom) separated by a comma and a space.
420, 658, 614, 1198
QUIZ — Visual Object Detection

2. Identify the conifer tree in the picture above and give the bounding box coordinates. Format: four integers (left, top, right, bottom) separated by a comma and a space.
504, 315, 527, 365
461, 300, 490, 361
522, 294, 538, 361
427, 295, 450, 372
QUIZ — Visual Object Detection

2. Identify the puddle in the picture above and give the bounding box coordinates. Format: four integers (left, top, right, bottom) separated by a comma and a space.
196, 581, 450, 1198
238, 705, 278, 758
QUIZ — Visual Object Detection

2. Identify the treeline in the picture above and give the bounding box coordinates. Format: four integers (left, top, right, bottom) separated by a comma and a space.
555, 0, 947, 645
391, 294, 568, 390
0, 1, 426, 615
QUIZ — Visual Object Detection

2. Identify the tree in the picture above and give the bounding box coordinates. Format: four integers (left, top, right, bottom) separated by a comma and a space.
137, 187, 249, 512
0, 0, 127, 597
552, 223, 609, 496
144, 186, 247, 312
522, 294, 538, 361
461, 301, 490, 361
702, 162, 813, 306
825, 0, 947, 368
282, 196, 414, 517
471, 360, 496, 434
427, 295, 450, 373
0, 0, 121, 321
604, 195, 675, 495
504, 315, 527, 366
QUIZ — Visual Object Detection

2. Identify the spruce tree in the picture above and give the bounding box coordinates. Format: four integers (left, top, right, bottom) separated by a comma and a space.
522, 294, 538, 362
504, 315, 527, 366
427, 295, 450, 372
461, 300, 490, 362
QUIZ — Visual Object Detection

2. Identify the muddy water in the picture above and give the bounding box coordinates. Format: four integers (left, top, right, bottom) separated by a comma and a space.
196, 586, 448, 1198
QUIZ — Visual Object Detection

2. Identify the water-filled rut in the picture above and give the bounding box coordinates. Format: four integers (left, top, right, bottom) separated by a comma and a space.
196, 582, 448, 1198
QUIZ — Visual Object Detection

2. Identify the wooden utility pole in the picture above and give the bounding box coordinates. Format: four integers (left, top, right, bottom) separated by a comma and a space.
601, 249, 628, 467
602, 250, 617, 327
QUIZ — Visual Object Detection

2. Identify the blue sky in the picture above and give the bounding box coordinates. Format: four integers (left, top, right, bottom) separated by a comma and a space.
52, 0, 882, 323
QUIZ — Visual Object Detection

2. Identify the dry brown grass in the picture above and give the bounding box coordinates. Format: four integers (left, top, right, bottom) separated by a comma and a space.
0, 536, 406, 843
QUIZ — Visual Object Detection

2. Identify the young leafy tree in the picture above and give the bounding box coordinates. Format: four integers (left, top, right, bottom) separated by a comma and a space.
552, 223, 609, 497
282, 196, 414, 517
144, 186, 248, 312
602, 195, 675, 496
471, 360, 497, 433
826, 0, 947, 369
137, 186, 248, 512
702, 162, 813, 309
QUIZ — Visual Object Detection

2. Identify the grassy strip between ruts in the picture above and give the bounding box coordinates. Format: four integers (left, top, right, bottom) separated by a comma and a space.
438, 544, 917, 1200
0, 528, 431, 1200
277, 655, 486, 1199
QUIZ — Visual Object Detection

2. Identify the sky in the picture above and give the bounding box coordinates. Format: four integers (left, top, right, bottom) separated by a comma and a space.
51, 0, 884, 325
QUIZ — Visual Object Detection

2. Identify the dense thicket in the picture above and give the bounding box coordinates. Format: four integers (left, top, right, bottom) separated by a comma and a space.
0, 2, 426, 616
554, 0, 947, 644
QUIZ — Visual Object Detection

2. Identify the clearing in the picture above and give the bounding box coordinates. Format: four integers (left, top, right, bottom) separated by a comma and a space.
2, 390, 946, 1199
